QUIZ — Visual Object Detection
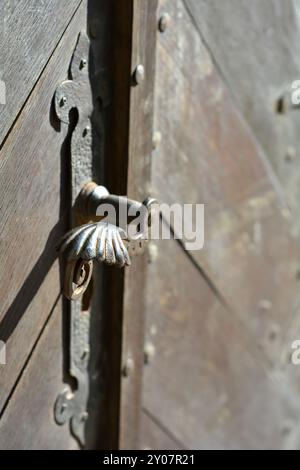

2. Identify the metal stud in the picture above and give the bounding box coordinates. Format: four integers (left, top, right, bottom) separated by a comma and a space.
132, 64, 145, 86
82, 125, 90, 137
144, 342, 156, 365
152, 131, 162, 150
122, 357, 134, 377
285, 146, 296, 163
158, 13, 171, 32
80, 58, 87, 69
60, 96, 67, 107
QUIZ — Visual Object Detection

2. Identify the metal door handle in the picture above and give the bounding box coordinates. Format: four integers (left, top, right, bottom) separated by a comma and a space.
53, 32, 159, 445
58, 181, 157, 300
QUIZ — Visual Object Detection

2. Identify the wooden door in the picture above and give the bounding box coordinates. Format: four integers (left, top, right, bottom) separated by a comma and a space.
1, 0, 300, 452
117, 0, 300, 450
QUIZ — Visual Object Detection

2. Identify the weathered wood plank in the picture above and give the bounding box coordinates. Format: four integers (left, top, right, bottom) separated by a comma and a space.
96, 0, 134, 449
142, 237, 300, 449
184, 0, 300, 226
152, 0, 300, 366
0, 0, 82, 147
0, 301, 79, 450
0, 0, 87, 413
119, 0, 158, 450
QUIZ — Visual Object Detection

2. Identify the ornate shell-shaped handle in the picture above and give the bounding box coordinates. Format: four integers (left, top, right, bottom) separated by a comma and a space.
58, 221, 131, 267
58, 183, 157, 300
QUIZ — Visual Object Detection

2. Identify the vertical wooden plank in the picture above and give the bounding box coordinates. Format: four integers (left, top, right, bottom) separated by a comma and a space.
119, 0, 158, 450
95, 0, 158, 449
97, 0, 133, 450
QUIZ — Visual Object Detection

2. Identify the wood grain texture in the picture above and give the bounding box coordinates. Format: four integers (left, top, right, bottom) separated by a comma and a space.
0, 0, 87, 414
119, 0, 158, 450
0, 300, 79, 450
142, 237, 300, 450
151, 0, 300, 367
140, 411, 183, 450
96, 0, 133, 450
184, 0, 300, 227
82, 0, 116, 450
0, 0, 82, 147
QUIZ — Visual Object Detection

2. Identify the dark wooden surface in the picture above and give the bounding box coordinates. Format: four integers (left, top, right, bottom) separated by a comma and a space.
0, 0, 159, 450
119, 0, 158, 450
0, 0, 299, 451
140, 0, 300, 449
0, 0, 82, 147
97, 0, 133, 449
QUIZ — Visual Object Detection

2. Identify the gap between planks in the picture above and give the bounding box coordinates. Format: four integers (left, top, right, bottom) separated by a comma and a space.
142, 407, 186, 450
